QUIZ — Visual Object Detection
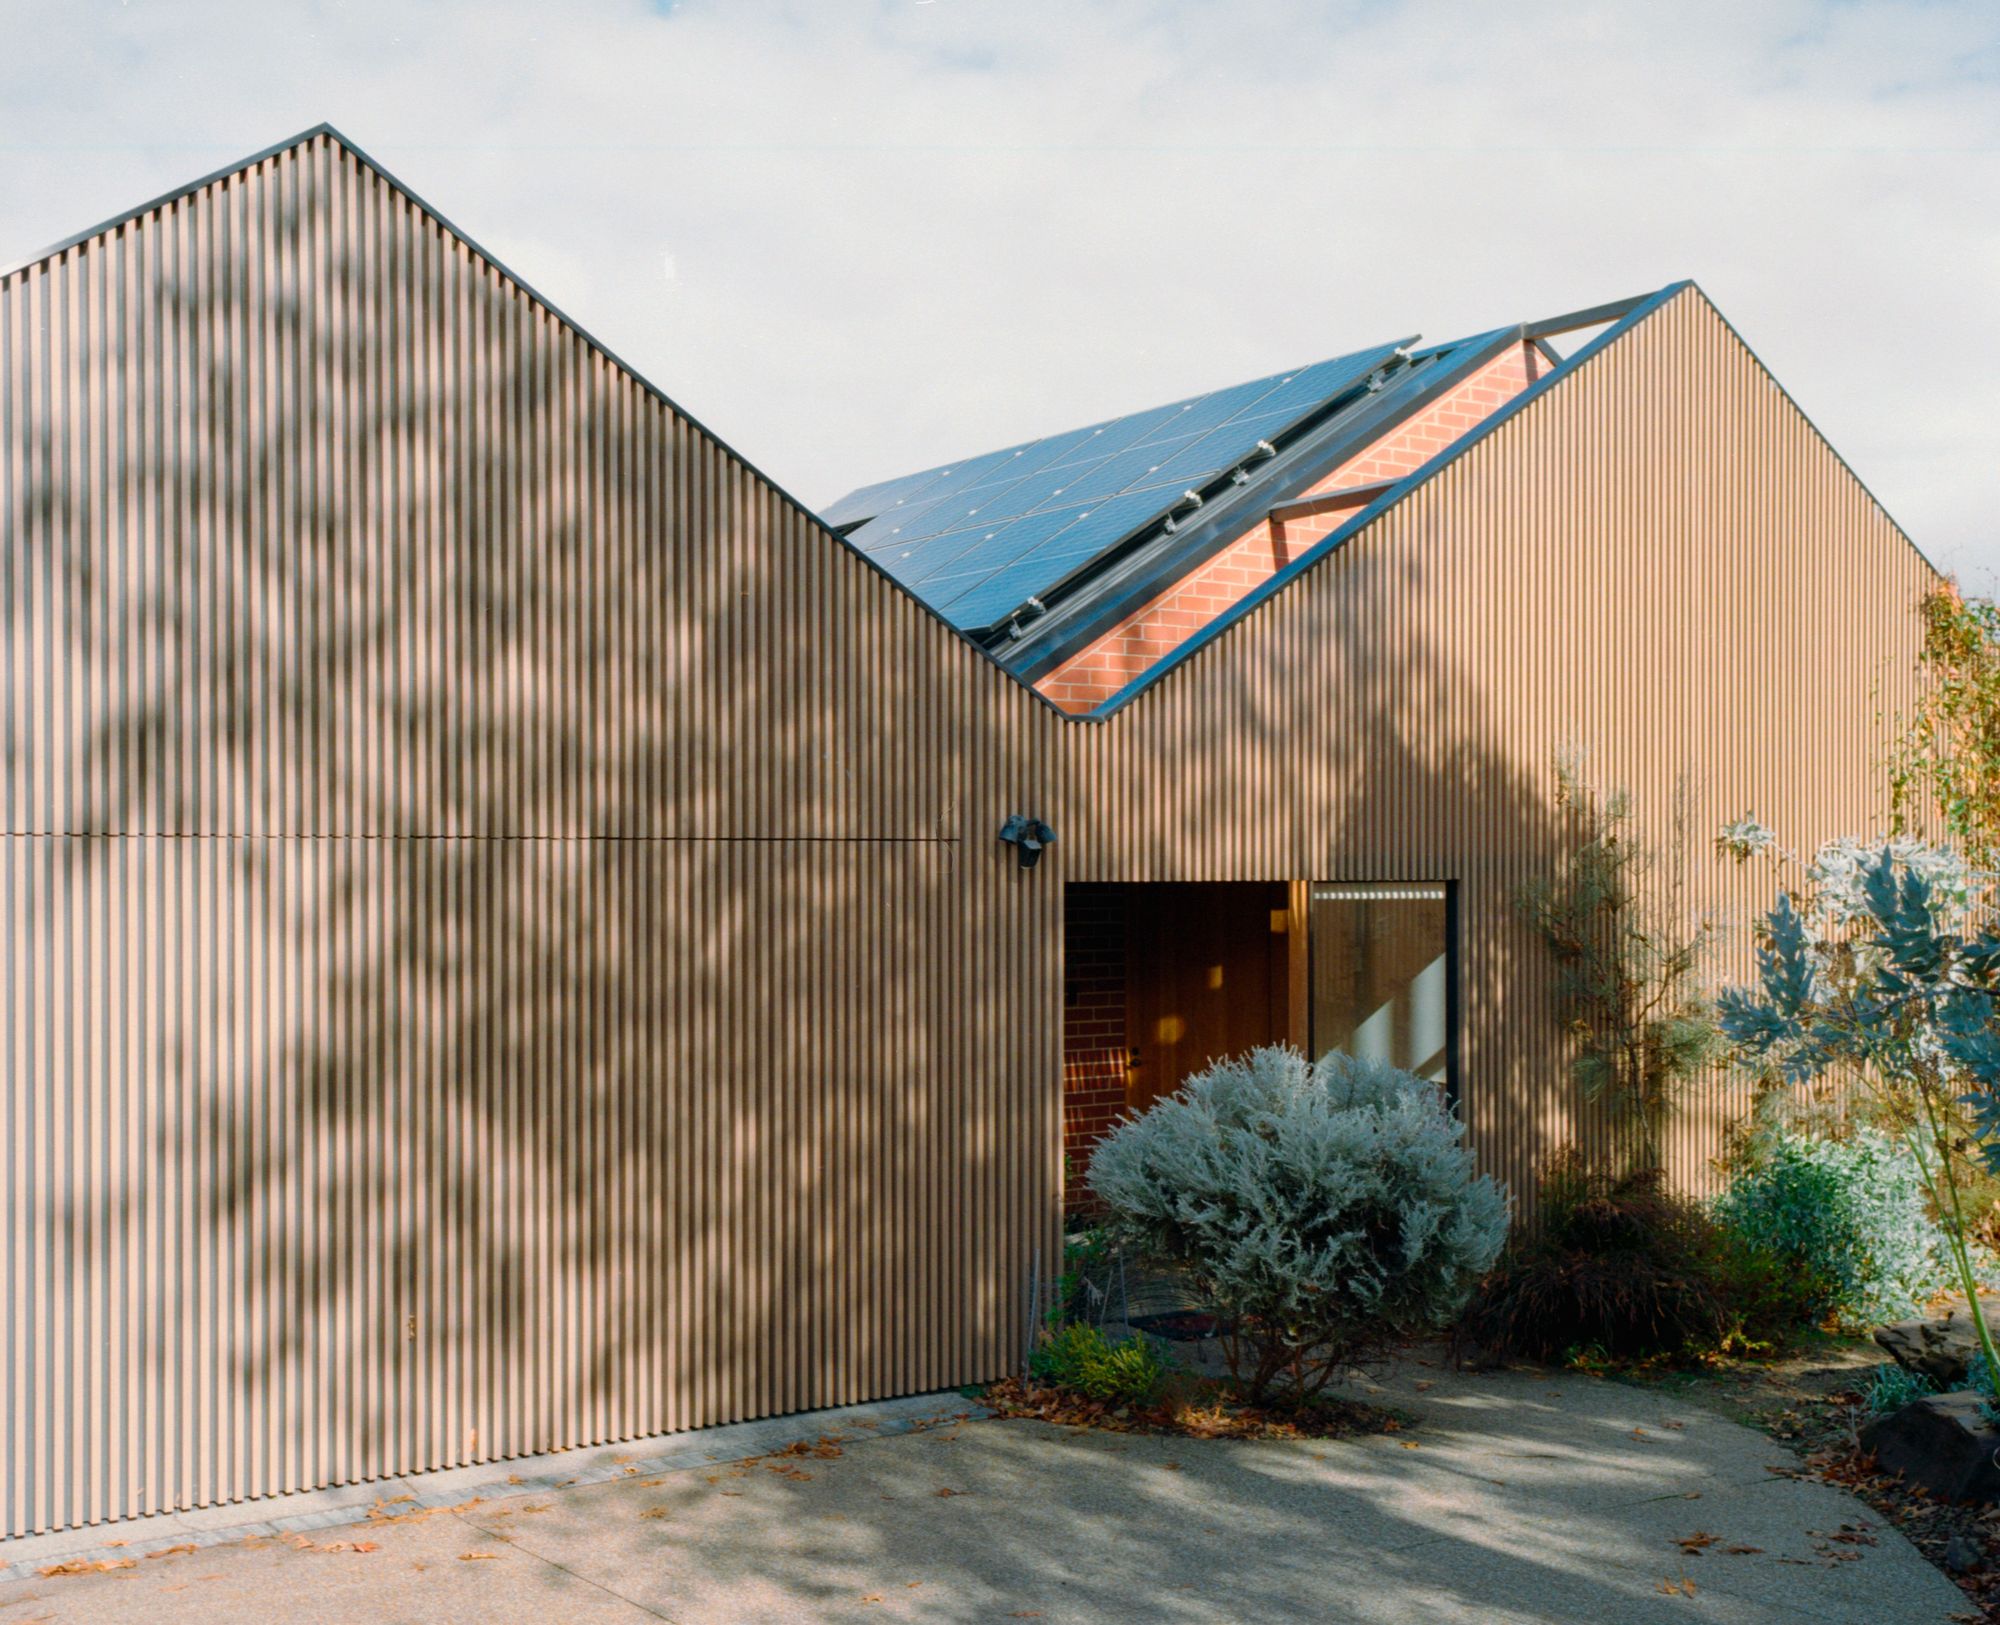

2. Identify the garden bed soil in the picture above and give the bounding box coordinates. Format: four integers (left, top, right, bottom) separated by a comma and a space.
1636, 1333, 2000, 1622
980, 1374, 1407, 1442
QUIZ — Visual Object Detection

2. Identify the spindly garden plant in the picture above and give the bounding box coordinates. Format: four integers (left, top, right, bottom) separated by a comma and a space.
1520, 761, 1721, 1172
1716, 825, 2000, 1389
1890, 582, 2000, 869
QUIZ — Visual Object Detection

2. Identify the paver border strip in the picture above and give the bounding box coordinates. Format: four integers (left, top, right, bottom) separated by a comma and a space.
0, 1391, 990, 1583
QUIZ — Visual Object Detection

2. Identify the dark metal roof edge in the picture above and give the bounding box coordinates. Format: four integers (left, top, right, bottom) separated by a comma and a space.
0, 122, 1081, 722
1087, 281, 1693, 719
1678, 284, 1942, 583
997, 326, 1523, 681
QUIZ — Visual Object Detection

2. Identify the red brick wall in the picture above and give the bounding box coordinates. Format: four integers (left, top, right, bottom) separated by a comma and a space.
1036, 342, 1545, 714
1063, 883, 1128, 1204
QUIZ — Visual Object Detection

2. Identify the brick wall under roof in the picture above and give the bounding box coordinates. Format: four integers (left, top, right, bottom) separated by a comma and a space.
1036, 342, 1547, 714
1062, 882, 1127, 1204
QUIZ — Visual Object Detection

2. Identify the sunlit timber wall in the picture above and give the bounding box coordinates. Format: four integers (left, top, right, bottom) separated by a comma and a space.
0, 133, 1936, 1543
1045, 285, 1935, 1211
0, 130, 1062, 1539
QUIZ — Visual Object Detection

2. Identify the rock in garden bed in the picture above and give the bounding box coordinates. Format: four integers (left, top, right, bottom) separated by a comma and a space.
1875, 1296, 2000, 1388
1859, 1390, 2000, 1502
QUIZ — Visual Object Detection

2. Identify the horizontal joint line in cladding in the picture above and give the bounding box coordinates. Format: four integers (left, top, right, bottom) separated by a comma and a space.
0, 832, 965, 844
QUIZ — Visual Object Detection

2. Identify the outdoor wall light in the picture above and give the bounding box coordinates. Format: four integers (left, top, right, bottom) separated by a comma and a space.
998, 814, 1056, 870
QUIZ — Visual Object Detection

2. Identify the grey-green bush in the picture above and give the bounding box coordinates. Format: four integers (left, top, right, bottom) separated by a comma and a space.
1087, 1046, 1510, 1402
1864, 1361, 1936, 1416
1712, 1128, 1948, 1328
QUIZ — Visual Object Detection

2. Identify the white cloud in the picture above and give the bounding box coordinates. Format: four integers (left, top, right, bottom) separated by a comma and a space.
3, 0, 1997, 581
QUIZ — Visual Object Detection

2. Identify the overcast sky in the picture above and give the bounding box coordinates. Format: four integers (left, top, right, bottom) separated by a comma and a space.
4, 2, 1997, 584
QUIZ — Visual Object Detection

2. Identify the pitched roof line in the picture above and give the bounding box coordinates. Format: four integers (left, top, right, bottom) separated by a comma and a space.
0, 121, 1083, 722
1688, 290, 1939, 582
0, 122, 339, 283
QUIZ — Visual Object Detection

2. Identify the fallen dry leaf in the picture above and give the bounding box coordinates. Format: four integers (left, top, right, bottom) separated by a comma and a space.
639, 1506, 671, 1520
40, 1559, 137, 1577
1675, 1532, 1717, 1555
1163, 1462, 1182, 1471
458, 1552, 503, 1562
1655, 1575, 1698, 1596
862, 1594, 884, 1604
145, 1543, 198, 1559
1398, 1441, 1420, 1450
367, 1495, 484, 1526
776, 1437, 845, 1460
1724, 1545, 1764, 1556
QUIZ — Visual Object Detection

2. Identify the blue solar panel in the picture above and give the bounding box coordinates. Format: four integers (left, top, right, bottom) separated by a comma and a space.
826, 338, 1407, 630
930, 489, 1190, 629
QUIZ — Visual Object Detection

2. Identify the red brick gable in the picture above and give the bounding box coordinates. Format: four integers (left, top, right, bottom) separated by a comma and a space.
1035, 341, 1547, 714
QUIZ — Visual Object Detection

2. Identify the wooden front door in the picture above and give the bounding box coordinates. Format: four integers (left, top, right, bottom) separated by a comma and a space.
1123, 882, 1296, 1113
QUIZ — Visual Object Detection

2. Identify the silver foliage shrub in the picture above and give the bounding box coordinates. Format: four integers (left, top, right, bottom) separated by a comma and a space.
1087, 1045, 1510, 1401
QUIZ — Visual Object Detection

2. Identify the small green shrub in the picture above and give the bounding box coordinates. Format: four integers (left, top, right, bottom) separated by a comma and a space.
1028, 1323, 1166, 1404
1865, 1361, 1937, 1416
1713, 1129, 1948, 1328
1088, 1046, 1509, 1403
1704, 1226, 1831, 1349
1457, 1153, 1727, 1362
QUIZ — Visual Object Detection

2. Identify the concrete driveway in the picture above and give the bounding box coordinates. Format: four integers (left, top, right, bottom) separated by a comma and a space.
0, 1358, 1965, 1624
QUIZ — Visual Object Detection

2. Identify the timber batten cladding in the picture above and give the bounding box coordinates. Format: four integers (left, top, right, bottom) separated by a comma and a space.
0, 125, 1933, 1537
0, 127, 1059, 1538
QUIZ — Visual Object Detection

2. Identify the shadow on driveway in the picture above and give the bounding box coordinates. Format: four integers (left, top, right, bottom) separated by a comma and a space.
0, 1358, 1965, 1623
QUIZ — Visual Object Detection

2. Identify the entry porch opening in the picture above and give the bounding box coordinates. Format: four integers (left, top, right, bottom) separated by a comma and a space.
1061, 880, 1456, 1203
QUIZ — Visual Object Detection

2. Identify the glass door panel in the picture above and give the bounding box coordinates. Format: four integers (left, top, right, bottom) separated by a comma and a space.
1308, 883, 1453, 1085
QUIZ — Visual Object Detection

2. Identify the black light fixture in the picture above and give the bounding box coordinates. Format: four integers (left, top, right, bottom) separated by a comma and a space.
998, 813, 1056, 870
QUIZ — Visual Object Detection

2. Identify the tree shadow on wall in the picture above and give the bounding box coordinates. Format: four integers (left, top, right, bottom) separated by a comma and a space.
1060, 526, 1634, 1202
1, 145, 1044, 1517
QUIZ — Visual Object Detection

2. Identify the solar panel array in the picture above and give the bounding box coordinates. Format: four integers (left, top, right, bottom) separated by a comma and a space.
824, 340, 1407, 631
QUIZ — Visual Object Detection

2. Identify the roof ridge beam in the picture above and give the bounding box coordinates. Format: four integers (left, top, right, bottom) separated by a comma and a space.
1265, 481, 1400, 523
